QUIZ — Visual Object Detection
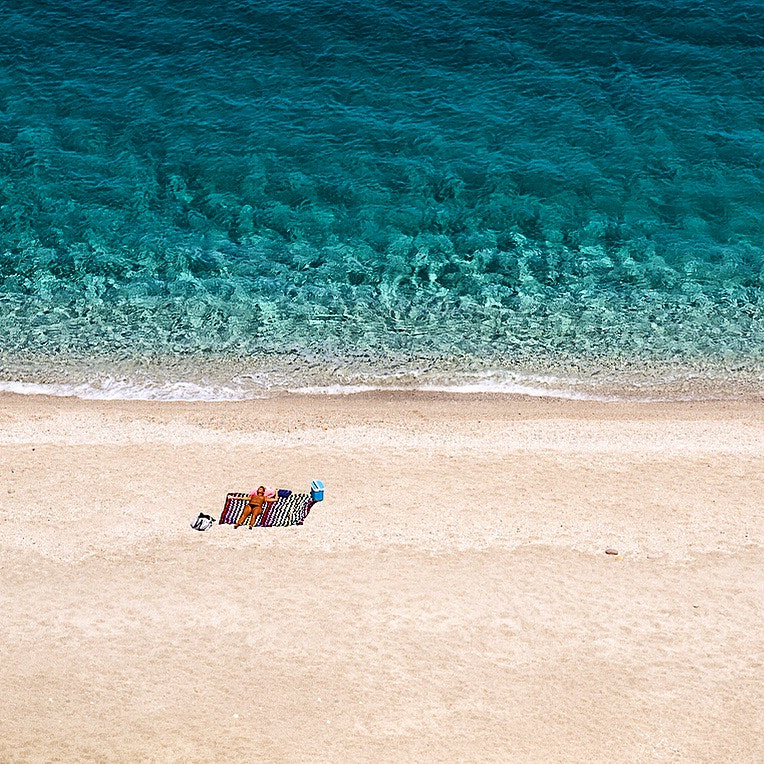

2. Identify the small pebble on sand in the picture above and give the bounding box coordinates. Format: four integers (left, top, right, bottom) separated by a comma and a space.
605, 548, 619, 555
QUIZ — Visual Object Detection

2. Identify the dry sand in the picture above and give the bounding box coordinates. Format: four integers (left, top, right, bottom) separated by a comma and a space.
0, 391, 762, 763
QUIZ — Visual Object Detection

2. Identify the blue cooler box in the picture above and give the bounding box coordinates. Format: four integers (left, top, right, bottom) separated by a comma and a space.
311, 479, 325, 502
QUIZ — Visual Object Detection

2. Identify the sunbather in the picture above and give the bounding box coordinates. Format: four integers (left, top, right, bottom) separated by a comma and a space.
234, 486, 277, 529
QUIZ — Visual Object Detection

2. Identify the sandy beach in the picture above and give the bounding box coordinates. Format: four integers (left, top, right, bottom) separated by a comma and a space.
0, 391, 762, 763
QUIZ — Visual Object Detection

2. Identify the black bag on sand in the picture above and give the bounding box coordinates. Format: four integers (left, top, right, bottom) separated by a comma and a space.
191, 513, 216, 531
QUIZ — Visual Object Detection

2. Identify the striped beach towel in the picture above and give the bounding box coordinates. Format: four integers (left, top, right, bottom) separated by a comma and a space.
220, 491, 316, 527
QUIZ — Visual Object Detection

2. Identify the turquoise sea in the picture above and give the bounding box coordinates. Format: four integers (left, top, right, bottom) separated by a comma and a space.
1, 0, 762, 398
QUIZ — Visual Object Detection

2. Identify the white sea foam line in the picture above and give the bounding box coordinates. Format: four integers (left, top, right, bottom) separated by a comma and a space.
0, 371, 750, 404
287, 382, 618, 401
422, 382, 619, 401
0, 379, 268, 402
0, 380, 608, 403
0, 378, 614, 402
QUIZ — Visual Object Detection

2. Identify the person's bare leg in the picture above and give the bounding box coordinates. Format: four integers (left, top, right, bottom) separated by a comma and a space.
235, 505, 252, 528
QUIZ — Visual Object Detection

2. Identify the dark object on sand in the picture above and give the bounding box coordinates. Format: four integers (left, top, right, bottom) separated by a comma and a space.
605, 548, 619, 555
191, 513, 216, 531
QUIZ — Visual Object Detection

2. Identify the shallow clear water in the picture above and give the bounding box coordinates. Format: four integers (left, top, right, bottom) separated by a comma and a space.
1, 0, 763, 397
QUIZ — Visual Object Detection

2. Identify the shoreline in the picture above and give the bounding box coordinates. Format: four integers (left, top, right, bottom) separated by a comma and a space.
2, 390, 762, 761
1, 379, 764, 404
3, 384, 763, 413
2, 350, 763, 404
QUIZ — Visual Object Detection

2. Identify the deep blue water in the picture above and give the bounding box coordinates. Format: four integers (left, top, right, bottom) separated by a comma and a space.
1, 0, 763, 395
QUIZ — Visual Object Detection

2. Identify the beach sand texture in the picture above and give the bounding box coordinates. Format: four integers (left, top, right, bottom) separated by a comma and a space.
1, 392, 762, 763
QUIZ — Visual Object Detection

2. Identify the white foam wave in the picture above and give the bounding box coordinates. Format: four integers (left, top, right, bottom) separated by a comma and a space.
0, 378, 268, 402
288, 385, 616, 401
287, 373, 619, 401
0, 372, 618, 402
0, 369, 746, 403
422, 382, 618, 400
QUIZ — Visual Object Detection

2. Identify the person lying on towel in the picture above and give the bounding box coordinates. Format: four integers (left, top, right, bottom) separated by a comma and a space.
235, 486, 277, 529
